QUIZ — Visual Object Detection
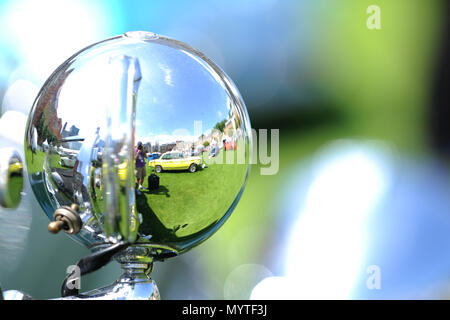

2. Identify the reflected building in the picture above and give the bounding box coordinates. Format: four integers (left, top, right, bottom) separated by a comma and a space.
29, 64, 74, 146
61, 123, 80, 137
225, 97, 243, 141
144, 142, 152, 153
175, 140, 192, 152
224, 119, 234, 138
61, 122, 81, 150
160, 143, 176, 153
152, 141, 160, 153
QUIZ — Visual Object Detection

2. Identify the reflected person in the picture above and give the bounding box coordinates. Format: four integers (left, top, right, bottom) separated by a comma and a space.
135, 141, 147, 193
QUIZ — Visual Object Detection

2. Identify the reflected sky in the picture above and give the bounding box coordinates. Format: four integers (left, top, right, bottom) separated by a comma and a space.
56, 36, 232, 146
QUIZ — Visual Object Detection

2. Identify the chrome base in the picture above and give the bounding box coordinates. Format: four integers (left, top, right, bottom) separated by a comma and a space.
2, 262, 160, 300
56, 262, 160, 300
2, 290, 33, 300
2, 246, 161, 300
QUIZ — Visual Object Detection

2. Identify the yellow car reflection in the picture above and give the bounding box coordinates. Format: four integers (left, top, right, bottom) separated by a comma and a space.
118, 160, 129, 186
149, 152, 201, 173
8, 160, 23, 175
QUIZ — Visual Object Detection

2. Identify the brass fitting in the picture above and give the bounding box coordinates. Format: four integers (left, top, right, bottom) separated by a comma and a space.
48, 203, 82, 235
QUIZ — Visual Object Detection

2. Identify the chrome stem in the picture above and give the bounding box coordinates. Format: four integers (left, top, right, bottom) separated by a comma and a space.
57, 263, 160, 300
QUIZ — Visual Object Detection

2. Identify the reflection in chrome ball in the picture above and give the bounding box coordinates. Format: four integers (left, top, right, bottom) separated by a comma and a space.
24, 31, 252, 259
0, 148, 24, 209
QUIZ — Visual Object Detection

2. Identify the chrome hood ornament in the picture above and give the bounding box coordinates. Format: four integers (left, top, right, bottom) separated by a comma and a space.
2, 31, 252, 299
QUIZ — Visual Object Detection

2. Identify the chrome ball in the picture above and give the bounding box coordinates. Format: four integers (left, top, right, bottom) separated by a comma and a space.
24, 31, 252, 259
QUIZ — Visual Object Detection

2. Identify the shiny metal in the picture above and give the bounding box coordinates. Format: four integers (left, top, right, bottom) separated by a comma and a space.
0, 148, 24, 209
3, 272, 159, 300
49, 203, 82, 234
102, 55, 141, 243
57, 262, 159, 300
23, 31, 251, 298
47, 220, 65, 234
2, 290, 33, 300
1, 250, 158, 300
25, 31, 251, 256
62, 276, 160, 300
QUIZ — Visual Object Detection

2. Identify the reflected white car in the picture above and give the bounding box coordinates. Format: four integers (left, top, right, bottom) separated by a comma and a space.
60, 156, 76, 168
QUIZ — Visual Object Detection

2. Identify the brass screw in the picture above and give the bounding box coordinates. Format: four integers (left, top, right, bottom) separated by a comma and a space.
48, 220, 66, 234
70, 203, 79, 212
48, 203, 82, 235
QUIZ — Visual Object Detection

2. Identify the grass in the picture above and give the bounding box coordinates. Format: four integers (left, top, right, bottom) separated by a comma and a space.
24, 148, 46, 175
24, 147, 65, 177
25, 143, 249, 250
7, 174, 23, 207
136, 149, 248, 245
47, 152, 65, 170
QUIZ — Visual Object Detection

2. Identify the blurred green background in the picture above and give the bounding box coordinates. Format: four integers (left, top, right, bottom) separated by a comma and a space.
1, 0, 449, 299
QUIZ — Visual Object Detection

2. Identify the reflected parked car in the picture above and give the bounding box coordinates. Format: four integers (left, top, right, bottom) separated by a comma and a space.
148, 152, 161, 161
8, 159, 23, 175
224, 141, 236, 151
60, 156, 76, 168
118, 160, 129, 187
149, 151, 202, 173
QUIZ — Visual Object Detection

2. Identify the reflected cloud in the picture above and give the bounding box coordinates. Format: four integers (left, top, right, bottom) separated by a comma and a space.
158, 62, 174, 87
